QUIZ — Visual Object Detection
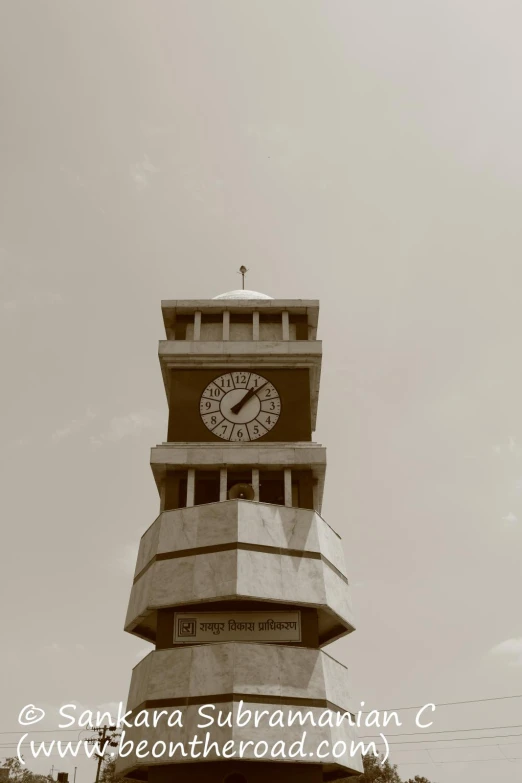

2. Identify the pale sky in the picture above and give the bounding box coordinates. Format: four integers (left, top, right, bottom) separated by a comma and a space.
1, 2, 522, 782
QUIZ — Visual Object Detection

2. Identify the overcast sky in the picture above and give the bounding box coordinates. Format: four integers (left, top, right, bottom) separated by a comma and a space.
1, 2, 522, 782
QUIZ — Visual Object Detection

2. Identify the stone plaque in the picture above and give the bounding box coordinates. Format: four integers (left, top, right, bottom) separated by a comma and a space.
174, 611, 301, 643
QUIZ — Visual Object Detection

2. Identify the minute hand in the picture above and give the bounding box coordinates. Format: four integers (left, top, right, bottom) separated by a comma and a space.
230, 381, 269, 414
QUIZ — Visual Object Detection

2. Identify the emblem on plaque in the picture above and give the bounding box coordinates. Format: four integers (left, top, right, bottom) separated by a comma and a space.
177, 618, 197, 638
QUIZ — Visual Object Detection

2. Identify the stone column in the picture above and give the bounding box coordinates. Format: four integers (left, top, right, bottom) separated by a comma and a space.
159, 480, 166, 513
194, 311, 201, 341
222, 310, 230, 341
284, 468, 292, 507
252, 468, 260, 501
220, 468, 228, 501
252, 310, 260, 341
282, 310, 290, 340
186, 469, 195, 507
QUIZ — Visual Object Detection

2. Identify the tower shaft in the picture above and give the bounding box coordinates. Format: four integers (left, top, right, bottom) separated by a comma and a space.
116, 294, 362, 781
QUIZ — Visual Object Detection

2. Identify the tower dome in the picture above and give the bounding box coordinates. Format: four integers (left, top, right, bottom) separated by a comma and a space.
213, 289, 273, 300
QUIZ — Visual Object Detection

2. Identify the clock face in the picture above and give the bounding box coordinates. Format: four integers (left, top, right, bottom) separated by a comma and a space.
200, 372, 281, 441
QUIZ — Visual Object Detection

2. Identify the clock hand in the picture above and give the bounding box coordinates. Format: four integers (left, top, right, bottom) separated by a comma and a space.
230, 380, 269, 414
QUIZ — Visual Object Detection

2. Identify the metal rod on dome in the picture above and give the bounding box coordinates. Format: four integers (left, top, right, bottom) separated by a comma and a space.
239, 265, 248, 290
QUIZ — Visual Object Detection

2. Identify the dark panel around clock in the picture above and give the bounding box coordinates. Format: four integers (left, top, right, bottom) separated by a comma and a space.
167, 368, 312, 442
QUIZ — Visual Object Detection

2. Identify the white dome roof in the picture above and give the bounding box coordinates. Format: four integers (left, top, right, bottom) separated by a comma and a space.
213, 289, 273, 300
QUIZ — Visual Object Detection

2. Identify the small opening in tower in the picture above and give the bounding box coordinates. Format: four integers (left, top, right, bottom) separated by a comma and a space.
259, 311, 282, 340
173, 314, 193, 340
223, 774, 247, 783
194, 470, 220, 506
229, 313, 253, 323
199, 313, 223, 341
292, 469, 315, 509
227, 470, 252, 498
289, 313, 309, 340
228, 313, 253, 341
164, 469, 188, 510
201, 313, 222, 323
259, 470, 285, 505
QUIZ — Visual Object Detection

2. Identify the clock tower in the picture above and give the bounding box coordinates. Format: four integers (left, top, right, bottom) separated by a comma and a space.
116, 289, 363, 782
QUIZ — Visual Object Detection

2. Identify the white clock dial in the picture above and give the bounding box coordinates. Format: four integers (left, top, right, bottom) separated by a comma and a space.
200, 372, 281, 441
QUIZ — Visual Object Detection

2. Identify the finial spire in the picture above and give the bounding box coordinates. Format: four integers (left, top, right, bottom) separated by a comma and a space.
238, 265, 248, 290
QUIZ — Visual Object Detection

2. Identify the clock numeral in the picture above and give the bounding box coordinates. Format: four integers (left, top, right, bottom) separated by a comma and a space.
263, 383, 277, 399
203, 382, 225, 400
247, 420, 268, 440
200, 398, 221, 413
217, 375, 233, 389
256, 411, 279, 430
201, 412, 224, 430
218, 421, 234, 440
247, 373, 264, 390
233, 372, 250, 389
230, 424, 250, 442
260, 398, 280, 414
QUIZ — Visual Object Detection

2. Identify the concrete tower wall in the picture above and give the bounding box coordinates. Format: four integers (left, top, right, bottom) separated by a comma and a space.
116, 295, 363, 781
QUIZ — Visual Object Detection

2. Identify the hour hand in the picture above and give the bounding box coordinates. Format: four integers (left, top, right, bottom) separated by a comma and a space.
230, 381, 268, 414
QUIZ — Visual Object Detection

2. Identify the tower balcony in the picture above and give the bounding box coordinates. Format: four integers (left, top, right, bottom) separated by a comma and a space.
124, 500, 354, 646
151, 441, 327, 512
115, 643, 363, 780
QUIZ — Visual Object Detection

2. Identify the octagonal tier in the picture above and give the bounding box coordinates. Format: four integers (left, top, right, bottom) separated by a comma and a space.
125, 500, 354, 646
115, 644, 363, 781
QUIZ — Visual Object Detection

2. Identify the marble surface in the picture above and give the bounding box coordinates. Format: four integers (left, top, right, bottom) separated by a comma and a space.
151, 444, 326, 466
115, 697, 363, 777
134, 501, 346, 580
159, 340, 322, 356
127, 645, 354, 709
125, 548, 354, 637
